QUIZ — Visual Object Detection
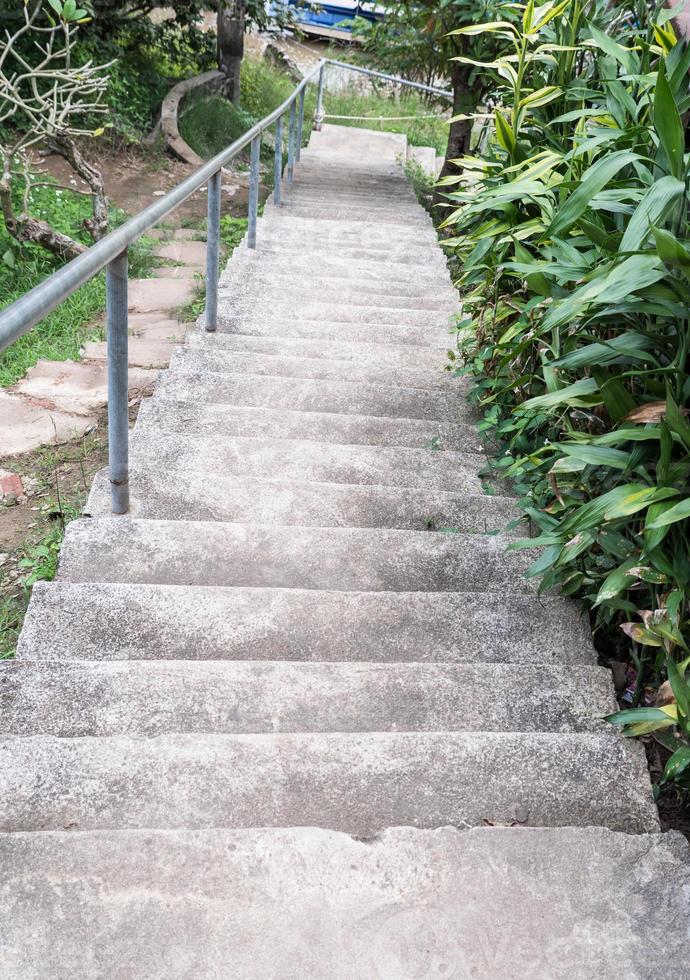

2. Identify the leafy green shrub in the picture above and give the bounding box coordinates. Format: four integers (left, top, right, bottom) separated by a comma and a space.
442, 0, 690, 784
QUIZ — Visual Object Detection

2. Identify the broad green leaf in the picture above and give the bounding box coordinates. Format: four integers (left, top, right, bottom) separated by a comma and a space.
519, 377, 599, 411
542, 255, 667, 331
606, 707, 676, 725
667, 655, 690, 720
556, 443, 631, 470
652, 225, 690, 271
604, 486, 678, 519
654, 60, 684, 179
595, 559, 637, 604
495, 110, 516, 154
619, 176, 684, 252
585, 24, 636, 73
663, 746, 690, 782
646, 497, 690, 529
448, 21, 518, 36
547, 150, 638, 238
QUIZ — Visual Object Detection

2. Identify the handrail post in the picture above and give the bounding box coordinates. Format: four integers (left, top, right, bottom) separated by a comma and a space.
314, 62, 326, 131
205, 169, 221, 331
287, 99, 297, 184
106, 248, 130, 515
274, 114, 283, 206
247, 135, 261, 249
296, 88, 306, 162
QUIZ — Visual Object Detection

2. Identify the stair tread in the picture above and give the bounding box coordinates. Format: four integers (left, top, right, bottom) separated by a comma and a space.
0, 826, 685, 979
135, 399, 481, 451
0, 731, 657, 833
56, 517, 539, 593
19, 581, 595, 665
0, 660, 616, 736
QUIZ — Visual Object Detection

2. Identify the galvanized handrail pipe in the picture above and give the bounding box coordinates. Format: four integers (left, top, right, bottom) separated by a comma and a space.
247, 135, 261, 249
296, 88, 306, 162
287, 99, 297, 184
274, 114, 283, 206
205, 170, 222, 333
105, 250, 130, 514
325, 59, 453, 100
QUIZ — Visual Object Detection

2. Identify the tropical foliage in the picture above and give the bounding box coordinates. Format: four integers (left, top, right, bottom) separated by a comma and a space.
442, 0, 690, 787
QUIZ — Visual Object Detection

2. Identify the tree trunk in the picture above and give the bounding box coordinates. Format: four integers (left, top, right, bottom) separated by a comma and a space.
217, 0, 245, 105
434, 62, 473, 208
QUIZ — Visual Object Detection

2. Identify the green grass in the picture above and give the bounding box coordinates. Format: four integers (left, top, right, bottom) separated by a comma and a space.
0, 185, 155, 387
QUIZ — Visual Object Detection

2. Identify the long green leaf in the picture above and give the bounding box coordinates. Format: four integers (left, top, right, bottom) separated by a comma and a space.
619, 176, 685, 252
654, 60, 684, 179
647, 497, 690, 529
547, 150, 638, 238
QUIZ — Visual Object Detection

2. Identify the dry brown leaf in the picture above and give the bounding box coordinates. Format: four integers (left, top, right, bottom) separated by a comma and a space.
655, 680, 676, 707
624, 402, 690, 423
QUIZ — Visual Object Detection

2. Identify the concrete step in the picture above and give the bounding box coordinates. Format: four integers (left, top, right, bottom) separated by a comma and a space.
0, 660, 616, 736
224, 248, 451, 289
0, 731, 657, 833
218, 299, 454, 329
86, 467, 516, 532
272, 205, 431, 226
128, 431, 486, 493
56, 519, 538, 593
155, 369, 466, 423
216, 314, 451, 347
186, 330, 453, 370
135, 399, 480, 452
219, 268, 455, 309
257, 209, 437, 235
229, 245, 450, 282
18, 581, 596, 665
241, 240, 448, 267
0, 827, 685, 978
169, 345, 457, 391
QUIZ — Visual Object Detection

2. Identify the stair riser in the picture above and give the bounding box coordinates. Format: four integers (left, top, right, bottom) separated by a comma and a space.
217, 302, 455, 328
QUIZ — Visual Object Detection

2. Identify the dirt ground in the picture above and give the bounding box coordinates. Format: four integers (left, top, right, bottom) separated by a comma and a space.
37, 143, 252, 228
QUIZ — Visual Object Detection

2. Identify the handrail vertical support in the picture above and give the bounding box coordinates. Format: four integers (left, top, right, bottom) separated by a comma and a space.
287, 99, 297, 184
296, 88, 306, 162
205, 169, 221, 331
247, 135, 261, 249
274, 114, 283, 206
314, 62, 326, 131
106, 248, 130, 515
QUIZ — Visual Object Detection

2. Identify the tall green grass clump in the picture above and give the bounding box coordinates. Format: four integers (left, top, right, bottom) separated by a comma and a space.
443, 0, 690, 788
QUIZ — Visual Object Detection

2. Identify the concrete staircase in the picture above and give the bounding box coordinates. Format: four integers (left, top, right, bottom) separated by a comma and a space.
0, 125, 687, 976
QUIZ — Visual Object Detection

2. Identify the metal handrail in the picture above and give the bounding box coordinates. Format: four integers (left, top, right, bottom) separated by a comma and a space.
0, 56, 452, 514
